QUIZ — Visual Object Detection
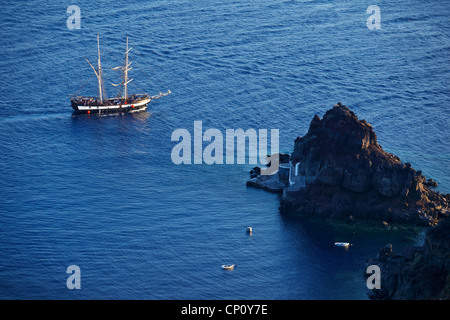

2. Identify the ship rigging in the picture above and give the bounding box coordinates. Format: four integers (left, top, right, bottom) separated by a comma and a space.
70, 34, 170, 114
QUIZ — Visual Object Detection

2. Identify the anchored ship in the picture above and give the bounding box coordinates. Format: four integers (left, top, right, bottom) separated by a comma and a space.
70, 34, 170, 114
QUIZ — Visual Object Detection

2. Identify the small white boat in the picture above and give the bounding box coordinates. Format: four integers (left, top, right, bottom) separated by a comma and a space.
246, 227, 252, 233
221, 264, 235, 270
334, 242, 351, 247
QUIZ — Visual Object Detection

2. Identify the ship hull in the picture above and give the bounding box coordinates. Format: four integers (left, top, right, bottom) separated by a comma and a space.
71, 98, 151, 114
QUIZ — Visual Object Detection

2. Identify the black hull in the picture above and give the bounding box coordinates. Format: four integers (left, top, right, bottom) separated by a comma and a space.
71, 105, 147, 115
70, 100, 149, 115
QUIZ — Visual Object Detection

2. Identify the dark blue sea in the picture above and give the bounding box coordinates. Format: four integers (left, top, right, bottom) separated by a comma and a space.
0, 0, 449, 300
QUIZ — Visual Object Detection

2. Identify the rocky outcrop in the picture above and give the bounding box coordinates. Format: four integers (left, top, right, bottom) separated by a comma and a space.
365, 218, 450, 300
246, 153, 291, 193
246, 173, 284, 193
276, 103, 449, 226
246, 102, 449, 300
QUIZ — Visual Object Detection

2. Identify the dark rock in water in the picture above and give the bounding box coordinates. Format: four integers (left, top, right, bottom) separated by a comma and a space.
250, 166, 261, 179
424, 178, 438, 188
383, 243, 393, 255
246, 173, 284, 193
279, 153, 290, 164
275, 103, 449, 226
366, 218, 450, 300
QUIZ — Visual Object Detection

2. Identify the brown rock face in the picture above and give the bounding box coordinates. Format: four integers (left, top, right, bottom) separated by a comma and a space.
280, 103, 449, 226
366, 218, 450, 300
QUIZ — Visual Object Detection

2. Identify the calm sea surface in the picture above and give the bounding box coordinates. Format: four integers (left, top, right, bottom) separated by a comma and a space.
0, 0, 449, 299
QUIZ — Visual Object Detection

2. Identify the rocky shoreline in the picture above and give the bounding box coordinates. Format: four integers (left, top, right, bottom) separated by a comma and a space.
248, 103, 449, 226
365, 218, 450, 299
247, 103, 450, 299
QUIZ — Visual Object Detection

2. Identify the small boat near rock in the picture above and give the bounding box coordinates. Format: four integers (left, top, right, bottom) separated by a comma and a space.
221, 264, 235, 270
334, 242, 351, 247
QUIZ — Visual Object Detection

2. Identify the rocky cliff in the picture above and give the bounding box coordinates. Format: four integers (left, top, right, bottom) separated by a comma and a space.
366, 218, 450, 299
278, 103, 449, 226
246, 102, 450, 299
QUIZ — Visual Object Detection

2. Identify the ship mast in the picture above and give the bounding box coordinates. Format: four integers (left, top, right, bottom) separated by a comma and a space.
124, 36, 133, 100
85, 33, 105, 103
112, 36, 133, 101
97, 33, 103, 103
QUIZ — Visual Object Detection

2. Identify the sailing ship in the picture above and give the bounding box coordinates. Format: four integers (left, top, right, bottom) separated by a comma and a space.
70, 34, 170, 114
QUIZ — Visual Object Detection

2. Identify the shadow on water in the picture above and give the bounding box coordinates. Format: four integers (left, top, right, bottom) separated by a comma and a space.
278, 212, 426, 299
